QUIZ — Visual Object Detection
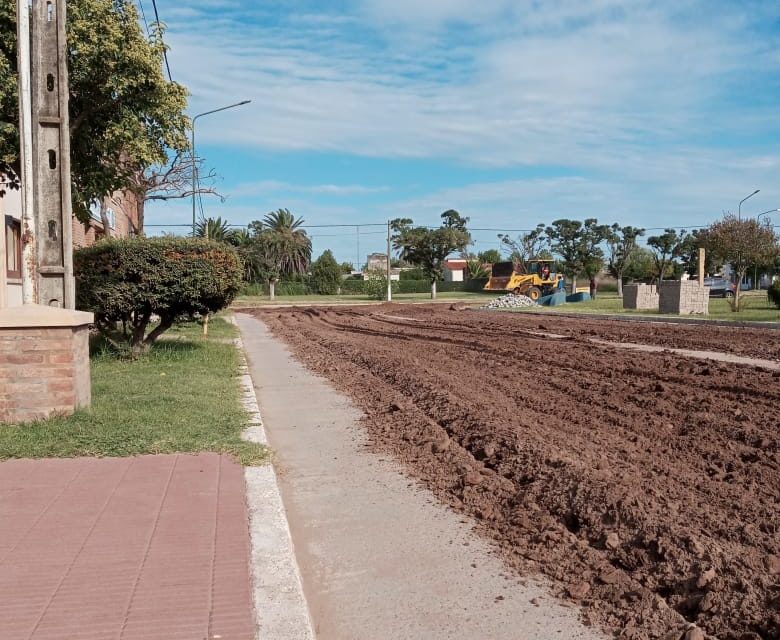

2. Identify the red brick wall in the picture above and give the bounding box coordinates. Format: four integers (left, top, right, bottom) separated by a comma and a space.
0, 325, 91, 423
71, 189, 140, 249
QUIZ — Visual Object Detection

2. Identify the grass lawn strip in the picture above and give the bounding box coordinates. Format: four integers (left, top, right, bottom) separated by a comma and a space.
504, 291, 780, 323
0, 317, 267, 465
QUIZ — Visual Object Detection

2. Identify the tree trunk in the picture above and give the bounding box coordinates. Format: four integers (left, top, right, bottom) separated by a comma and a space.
570, 275, 577, 295
431, 279, 437, 300
269, 280, 276, 301
617, 273, 624, 298
99, 197, 113, 238
135, 198, 145, 236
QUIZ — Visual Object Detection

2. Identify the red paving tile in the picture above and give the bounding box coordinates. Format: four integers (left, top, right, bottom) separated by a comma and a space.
0, 453, 256, 639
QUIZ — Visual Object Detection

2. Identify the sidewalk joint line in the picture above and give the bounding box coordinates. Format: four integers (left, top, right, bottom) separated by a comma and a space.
118, 454, 180, 640
0, 463, 85, 567
27, 458, 135, 640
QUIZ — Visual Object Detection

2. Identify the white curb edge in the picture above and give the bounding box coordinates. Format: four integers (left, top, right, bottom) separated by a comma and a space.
231, 317, 315, 640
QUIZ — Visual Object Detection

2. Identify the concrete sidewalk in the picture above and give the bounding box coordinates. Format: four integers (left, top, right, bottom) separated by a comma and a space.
0, 453, 255, 640
237, 313, 606, 640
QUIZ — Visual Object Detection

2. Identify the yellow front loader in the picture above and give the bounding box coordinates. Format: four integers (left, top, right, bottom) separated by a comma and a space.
483, 259, 564, 301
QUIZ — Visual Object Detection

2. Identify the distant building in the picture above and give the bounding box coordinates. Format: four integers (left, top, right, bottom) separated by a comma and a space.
366, 252, 387, 272
443, 259, 467, 282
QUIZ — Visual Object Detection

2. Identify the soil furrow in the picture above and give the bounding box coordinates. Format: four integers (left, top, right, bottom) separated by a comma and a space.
248, 305, 780, 640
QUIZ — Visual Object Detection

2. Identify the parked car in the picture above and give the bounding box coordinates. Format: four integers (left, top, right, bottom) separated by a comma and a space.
703, 277, 736, 298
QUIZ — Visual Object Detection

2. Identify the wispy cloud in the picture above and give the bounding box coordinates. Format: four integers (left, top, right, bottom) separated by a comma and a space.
146, 0, 780, 262
229, 181, 389, 198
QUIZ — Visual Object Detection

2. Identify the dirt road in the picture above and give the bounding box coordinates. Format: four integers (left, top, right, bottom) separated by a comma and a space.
246, 305, 780, 640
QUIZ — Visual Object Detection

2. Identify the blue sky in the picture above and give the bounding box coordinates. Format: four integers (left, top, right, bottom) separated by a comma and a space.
145, 0, 780, 265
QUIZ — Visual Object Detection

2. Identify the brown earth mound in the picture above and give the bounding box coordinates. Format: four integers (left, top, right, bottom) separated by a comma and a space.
248, 305, 780, 640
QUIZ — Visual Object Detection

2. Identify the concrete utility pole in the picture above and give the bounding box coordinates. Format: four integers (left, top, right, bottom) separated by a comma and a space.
386, 220, 392, 302
16, 0, 36, 304
30, 0, 74, 308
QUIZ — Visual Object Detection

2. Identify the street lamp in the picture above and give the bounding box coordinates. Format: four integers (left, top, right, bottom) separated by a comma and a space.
191, 100, 251, 236
738, 189, 760, 220
757, 208, 779, 226
753, 209, 778, 291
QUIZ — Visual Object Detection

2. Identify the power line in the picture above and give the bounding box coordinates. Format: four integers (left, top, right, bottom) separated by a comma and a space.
136, 0, 150, 36
149, 0, 173, 82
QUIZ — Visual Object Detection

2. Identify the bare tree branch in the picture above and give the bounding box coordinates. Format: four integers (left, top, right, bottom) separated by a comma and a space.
124, 152, 224, 234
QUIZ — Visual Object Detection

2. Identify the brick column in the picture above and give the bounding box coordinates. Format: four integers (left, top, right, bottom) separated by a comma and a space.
0, 304, 93, 423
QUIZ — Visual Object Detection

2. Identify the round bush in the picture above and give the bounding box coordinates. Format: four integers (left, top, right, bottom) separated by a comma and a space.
75, 237, 243, 353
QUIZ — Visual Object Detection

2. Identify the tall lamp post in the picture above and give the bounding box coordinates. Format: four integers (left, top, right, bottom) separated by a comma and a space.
756, 208, 779, 226
191, 100, 251, 236
755, 209, 779, 290
738, 189, 760, 220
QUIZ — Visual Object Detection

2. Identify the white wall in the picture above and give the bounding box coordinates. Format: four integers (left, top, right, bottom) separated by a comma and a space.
1, 187, 23, 307
444, 268, 464, 282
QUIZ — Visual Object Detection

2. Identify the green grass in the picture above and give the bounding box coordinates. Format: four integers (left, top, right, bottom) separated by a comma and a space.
0, 317, 268, 465
507, 291, 780, 323
233, 291, 500, 306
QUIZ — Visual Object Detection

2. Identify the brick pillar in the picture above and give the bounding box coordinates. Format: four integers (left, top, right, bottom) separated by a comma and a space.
0, 304, 93, 423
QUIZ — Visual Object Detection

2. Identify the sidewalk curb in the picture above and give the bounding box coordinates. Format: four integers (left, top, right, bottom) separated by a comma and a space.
231, 317, 315, 640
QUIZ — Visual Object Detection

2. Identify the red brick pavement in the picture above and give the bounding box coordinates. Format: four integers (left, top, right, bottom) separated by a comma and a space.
0, 453, 255, 639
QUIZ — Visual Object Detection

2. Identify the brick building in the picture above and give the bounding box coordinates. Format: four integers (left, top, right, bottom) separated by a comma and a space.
2, 182, 139, 307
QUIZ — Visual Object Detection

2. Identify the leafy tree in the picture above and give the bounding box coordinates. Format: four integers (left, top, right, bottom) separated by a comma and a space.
477, 249, 502, 264
545, 218, 609, 293
622, 247, 657, 282
399, 266, 426, 280
339, 261, 354, 274
0, 1, 189, 220
706, 214, 779, 311
647, 229, 688, 283
311, 250, 342, 295
392, 210, 471, 299
498, 224, 546, 264
74, 237, 242, 355
677, 229, 722, 278
606, 224, 645, 297
261, 208, 312, 275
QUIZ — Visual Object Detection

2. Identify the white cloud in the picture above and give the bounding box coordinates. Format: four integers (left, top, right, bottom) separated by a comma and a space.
229, 181, 389, 197
146, 0, 780, 241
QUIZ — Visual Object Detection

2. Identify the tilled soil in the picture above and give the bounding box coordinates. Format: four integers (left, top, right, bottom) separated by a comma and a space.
248, 305, 780, 640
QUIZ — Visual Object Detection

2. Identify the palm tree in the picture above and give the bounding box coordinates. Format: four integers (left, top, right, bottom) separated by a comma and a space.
262, 208, 312, 274
195, 216, 234, 242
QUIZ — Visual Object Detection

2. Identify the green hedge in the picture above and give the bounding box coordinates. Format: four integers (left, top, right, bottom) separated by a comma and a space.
240, 277, 494, 297
340, 279, 367, 294
240, 282, 314, 296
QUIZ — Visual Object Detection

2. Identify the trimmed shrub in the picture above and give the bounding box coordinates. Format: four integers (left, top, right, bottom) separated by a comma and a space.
75, 237, 243, 354
769, 279, 780, 309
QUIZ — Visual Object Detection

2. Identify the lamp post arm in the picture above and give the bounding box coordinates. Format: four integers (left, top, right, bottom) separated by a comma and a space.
738, 189, 760, 220
189, 100, 251, 236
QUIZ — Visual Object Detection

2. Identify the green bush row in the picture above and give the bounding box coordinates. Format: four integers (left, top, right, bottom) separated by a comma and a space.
240, 278, 493, 296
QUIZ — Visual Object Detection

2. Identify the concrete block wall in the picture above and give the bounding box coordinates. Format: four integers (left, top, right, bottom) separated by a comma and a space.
659, 280, 709, 315
0, 306, 93, 424
623, 284, 659, 310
